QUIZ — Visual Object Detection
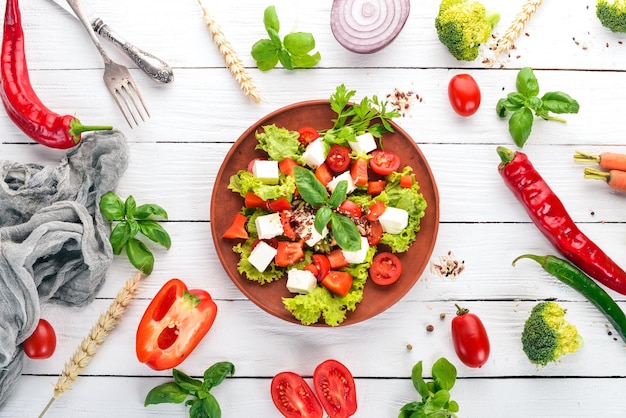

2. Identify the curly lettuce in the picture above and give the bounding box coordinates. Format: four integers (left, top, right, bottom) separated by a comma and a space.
255, 124, 304, 163
228, 169, 296, 201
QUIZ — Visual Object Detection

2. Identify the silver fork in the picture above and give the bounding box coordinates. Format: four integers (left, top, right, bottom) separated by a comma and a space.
66, 0, 149, 127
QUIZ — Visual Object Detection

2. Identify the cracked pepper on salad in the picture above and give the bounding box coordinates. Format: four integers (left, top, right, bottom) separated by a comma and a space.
223, 85, 427, 326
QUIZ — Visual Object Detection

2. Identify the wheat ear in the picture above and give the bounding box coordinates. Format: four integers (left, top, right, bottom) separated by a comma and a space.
493, 0, 544, 59
38, 271, 145, 418
197, 0, 262, 103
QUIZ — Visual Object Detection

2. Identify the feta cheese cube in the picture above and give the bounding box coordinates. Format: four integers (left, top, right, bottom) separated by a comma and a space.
255, 212, 284, 239
247, 241, 278, 272
327, 171, 356, 194
378, 206, 409, 234
348, 132, 377, 154
286, 269, 317, 294
342, 237, 370, 264
252, 160, 279, 184
305, 225, 328, 247
302, 138, 327, 169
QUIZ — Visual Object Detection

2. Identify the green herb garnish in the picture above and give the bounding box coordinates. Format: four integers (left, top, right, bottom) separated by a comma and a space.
399, 357, 460, 418
292, 166, 361, 251
251, 6, 320, 71
99, 191, 171, 275
144, 362, 235, 418
496, 67, 579, 148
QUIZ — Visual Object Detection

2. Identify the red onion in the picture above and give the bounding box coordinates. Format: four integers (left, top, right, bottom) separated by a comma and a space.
330, 0, 410, 54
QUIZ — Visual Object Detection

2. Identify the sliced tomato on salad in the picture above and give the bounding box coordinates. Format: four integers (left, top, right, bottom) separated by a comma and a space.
370, 150, 400, 175
271, 371, 324, 418
367, 180, 386, 196
337, 200, 362, 218
369, 252, 402, 285
365, 201, 386, 221
364, 219, 383, 246
223, 213, 248, 239
350, 158, 368, 186
315, 163, 333, 186
313, 359, 357, 418
327, 249, 349, 269
244, 192, 268, 209
279, 157, 300, 176
297, 126, 320, 146
311, 254, 331, 281
321, 271, 353, 297
268, 197, 292, 212
325, 144, 351, 173
275, 241, 305, 267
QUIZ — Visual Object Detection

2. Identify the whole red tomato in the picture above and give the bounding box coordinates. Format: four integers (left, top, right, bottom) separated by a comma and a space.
451, 305, 490, 368
448, 74, 481, 116
23, 318, 56, 359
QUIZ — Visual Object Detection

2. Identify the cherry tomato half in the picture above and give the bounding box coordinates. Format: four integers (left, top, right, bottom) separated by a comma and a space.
448, 74, 481, 117
311, 254, 331, 281
451, 305, 490, 368
23, 318, 56, 360
337, 200, 362, 219
313, 359, 357, 418
275, 241, 305, 267
297, 126, 320, 146
271, 371, 323, 418
369, 252, 402, 285
321, 271, 353, 296
325, 144, 351, 173
369, 150, 401, 175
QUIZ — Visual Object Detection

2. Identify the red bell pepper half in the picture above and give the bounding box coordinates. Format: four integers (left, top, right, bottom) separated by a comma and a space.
136, 278, 217, 370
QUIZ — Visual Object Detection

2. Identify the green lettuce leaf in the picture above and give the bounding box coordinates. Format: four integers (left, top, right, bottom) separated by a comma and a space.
255, 124, 304, 163
228, 169, 296, 201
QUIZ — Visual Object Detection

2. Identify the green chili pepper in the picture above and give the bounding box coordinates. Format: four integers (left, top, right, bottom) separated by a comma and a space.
513, 254, 626, 344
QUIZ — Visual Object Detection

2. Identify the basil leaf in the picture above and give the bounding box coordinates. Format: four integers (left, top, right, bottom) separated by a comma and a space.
144, 382, 188, 406
516, 67, 539, 97
284, 32, 316, 55
126, 237, 155, 275
173, 369, 202, 393
315, 206, 332, 234
251, 39, 279, 62
135, 203, 169, 220
432, 357, 457, 392
189, 393, 220, 418
507, 92, 527, 107
431, 389, 451, 409
411, 361, 429, 399
328, 180, 347, 208
508, 107, 534, 148
290, 52, 321, 68
526, 96, 542, 111
540, 91, 580, 114
330, 213, 361, 251
256, 56, 280, 72
109, 221, 130, 255
99, 191, 125, 221
127, 218, 140, 237
263, 5, 280, 33
203, 362, 235, 390
139, 221, 172, 249
267, 27, 282, 50
293, 166, 328, 206
278, 49, 293, 70
496, 98, 512, 118
124, 195, 137, 219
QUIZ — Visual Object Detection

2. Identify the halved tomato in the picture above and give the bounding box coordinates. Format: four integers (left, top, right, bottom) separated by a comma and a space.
315, 163, 333, 186
369, 150, 400, 175
311, 254, 331, 281
321, 271, 353, 297
350, 158, 368, 186
327, 249, 349, 269
275, 241, 304, 267
271, 371, 323, 418
365, 219, 383, 246
365, 201, 386, 221
369, 252, 402, 285
337, 200, 362, 219
325, 144, 351, 173
366, 180, 386, 196
297, 126, 320, 146
279, 157, 300, 176
313, 359, 357, 418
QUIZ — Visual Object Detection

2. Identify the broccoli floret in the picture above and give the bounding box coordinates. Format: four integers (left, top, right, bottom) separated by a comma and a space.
597, 0, 626, 33
521, 302, 584, 366
435, 0, 500, 61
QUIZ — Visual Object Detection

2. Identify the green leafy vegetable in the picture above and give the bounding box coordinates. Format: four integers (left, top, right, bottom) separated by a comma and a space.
399, 357, 460, 418
255, 124, 304, 163
324, 84, 400, 144
293, 166, 361, 251
496, 67, 579, 148
145, 362, 235, 418
99, 191, 171, 275
251, 6, 320, 71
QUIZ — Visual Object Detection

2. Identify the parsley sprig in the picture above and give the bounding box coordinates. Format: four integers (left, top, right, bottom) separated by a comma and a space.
399, 357, 460, 418
144, 362, 235, 418
99, 191, 171, 275
251, 6, 321, 71
323, 84, 401, 145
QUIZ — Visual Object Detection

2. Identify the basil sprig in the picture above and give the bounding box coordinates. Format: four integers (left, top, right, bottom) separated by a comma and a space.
251, 6, 321, 71
144, 362, 235, 418
496, 67, 579, 148
293, 166, 361, 252
99, 191, 171, 275
399, 357, 460, 418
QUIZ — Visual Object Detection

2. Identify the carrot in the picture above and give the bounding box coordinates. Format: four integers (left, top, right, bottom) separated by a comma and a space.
584, 167, 626, 192
574, 150, 626, 171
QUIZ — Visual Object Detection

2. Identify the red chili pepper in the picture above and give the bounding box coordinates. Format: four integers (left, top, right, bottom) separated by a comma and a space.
497, 146, 626, 295
1, 0, 111, 149
136, 278, 217, 370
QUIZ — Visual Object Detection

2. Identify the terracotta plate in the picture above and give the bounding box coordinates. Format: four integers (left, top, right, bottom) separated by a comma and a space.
210, 100, 439, 326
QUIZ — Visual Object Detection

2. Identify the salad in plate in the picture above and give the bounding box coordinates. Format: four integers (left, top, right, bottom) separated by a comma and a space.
223, 85, 428, 326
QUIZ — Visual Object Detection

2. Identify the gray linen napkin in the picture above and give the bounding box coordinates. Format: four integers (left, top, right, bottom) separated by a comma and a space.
0, 129, 128, 407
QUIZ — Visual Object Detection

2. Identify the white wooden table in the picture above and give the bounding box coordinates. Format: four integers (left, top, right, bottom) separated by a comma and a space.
1, 0, 626, 416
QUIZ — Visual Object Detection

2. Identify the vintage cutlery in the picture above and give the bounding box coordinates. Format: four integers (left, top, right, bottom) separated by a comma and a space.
50, 0, 174, 84
66, 0, 150, 127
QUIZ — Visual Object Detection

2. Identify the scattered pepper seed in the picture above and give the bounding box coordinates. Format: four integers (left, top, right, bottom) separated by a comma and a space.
406, 343, 413, 350
440, 312, 446, 320
426, 324, 434, 332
